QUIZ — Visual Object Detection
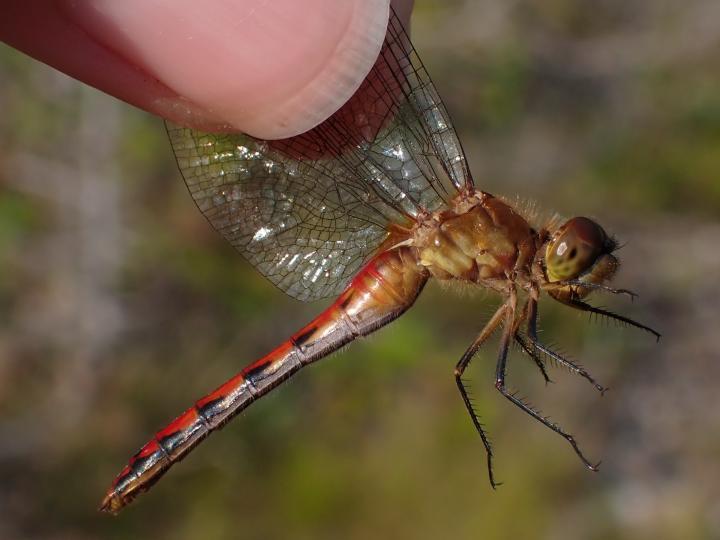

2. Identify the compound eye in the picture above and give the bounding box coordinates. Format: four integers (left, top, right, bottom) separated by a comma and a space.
545, 217, 608, 282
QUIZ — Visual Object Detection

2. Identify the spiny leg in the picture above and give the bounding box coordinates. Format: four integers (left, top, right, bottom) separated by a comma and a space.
568, 280, 637, 300
517, 334, 606, 395
514, 297, 551, 384
454, 303, 508, 489
567, 299, 661, 342
515, 335, 552, 384
545, 280, 638, 300
523, 289, 606, 394
494, 292, 600, 472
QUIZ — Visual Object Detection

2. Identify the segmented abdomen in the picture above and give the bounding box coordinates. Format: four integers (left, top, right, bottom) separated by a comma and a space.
100, 247, 427, 513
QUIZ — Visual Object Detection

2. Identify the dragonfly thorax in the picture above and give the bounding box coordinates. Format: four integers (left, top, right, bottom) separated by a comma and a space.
412, 192, 537, 287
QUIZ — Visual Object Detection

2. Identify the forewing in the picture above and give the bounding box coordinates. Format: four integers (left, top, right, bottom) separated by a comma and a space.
168, 10, 474, 301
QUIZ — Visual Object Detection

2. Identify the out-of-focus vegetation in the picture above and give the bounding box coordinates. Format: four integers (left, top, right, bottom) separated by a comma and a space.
1, 1, 719, 539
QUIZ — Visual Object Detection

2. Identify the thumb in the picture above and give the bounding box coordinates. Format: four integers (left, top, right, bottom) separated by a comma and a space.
2, 0, 414, 139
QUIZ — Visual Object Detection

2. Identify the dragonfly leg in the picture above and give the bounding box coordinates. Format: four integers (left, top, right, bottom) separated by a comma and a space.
516, 334, 607, 395
566, 299, 661, 342
515, 335, 552, 384
454, 303, 508, 489
514, 297, 551, 384
495, 292, 600, 472
519, 290, 606, 394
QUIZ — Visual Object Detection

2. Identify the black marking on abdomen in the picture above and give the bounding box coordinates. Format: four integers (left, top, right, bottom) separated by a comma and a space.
197, 398, 224, 424
292, 326, 317, 347
243, 360, 272, 381
158, 431, 186, 455
338, 291, 355, 310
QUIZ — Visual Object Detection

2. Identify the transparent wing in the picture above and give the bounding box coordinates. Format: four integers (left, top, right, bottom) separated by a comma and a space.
168, 10, 474, 301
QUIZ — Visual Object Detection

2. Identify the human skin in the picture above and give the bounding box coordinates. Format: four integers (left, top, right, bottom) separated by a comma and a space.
1, 0, 414, 139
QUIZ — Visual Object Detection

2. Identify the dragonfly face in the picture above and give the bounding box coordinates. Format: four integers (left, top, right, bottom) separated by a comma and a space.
541, 216, 619, 303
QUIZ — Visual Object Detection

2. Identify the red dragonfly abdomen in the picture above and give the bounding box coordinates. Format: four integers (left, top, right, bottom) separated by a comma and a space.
100, 246, 427, 513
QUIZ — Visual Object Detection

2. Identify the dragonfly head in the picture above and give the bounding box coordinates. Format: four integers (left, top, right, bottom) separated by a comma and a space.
540, 216, 619, 302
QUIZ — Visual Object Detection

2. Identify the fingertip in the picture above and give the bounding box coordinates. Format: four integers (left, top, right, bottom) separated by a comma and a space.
4, 0, 412, 139
229, 0, 393, 139
73, 0, 393, 138
166, 0, 416, 136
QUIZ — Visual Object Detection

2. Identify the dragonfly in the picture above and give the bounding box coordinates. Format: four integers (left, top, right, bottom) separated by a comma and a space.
100, 9, 659, 513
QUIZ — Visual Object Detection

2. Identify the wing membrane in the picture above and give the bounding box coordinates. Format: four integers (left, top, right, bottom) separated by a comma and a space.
168, 10, 474, 301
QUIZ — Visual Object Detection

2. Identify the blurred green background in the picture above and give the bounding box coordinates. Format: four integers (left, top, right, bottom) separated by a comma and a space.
1, 1, 719, 539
